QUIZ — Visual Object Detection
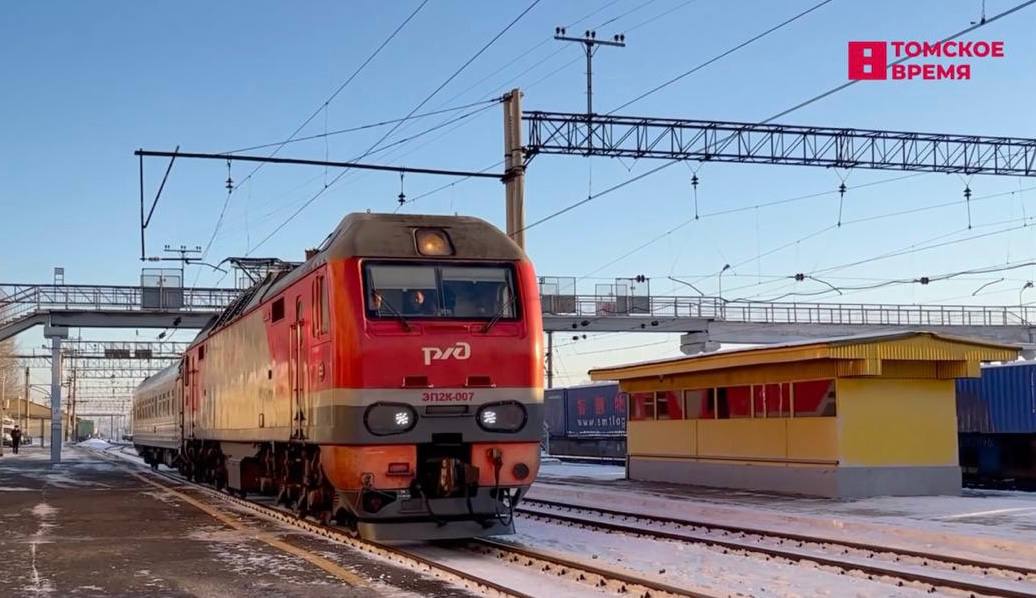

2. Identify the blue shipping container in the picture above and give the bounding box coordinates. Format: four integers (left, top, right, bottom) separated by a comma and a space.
544, 388, 567, 438
957, 362, 1036, 434
564, 383, 626, 437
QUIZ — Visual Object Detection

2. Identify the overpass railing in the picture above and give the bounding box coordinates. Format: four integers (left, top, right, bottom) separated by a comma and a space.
0, 284, 241, 329
540, 294, 1036, 327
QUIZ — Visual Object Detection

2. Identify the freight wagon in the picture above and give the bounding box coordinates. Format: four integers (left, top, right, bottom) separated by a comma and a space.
544, 383, 626, 459
956, 361, 1036, 489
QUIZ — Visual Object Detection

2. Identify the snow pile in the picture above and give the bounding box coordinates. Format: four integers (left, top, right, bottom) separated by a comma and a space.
77, 438, 112, 450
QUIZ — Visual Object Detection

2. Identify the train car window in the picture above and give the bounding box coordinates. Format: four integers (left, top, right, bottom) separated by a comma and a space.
198, 345, 205, 360
716, 386, 751, 419
272, 297, 285, 322
317, 275, 329, 335
629, 392, 655, 420
655, 390, 683, 420
364, 262, 517, 320
683, 389, 714, 419
440, 266, 514, 319
792, 379, 837, 417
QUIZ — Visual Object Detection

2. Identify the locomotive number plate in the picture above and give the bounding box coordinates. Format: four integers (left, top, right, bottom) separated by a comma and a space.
421, 391, 475, 402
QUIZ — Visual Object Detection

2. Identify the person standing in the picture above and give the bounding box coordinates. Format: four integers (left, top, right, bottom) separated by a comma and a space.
10, 425, 22, 455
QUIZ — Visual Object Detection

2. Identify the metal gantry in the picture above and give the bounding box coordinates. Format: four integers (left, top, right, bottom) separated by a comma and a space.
0, 283, 239, 342
524, 111, 1036, 176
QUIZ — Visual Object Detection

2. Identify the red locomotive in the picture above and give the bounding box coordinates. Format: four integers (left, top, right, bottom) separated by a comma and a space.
133, 213, 544, 540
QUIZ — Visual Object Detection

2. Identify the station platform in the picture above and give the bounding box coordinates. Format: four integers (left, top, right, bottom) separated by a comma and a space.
534, 460, 1036, 570
0, 445, 462, 597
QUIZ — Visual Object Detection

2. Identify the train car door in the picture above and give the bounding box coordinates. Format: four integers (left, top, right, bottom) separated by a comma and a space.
183, 355, 197, 439
290, 296, 309, 440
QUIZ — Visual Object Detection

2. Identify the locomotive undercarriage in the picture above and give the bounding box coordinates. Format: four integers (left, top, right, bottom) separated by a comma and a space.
168, 438, 520, 540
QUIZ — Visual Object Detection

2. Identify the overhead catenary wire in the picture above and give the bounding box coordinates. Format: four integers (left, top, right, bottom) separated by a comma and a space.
221, 98, 502, 155
515, 0, 1036, 239
608, 0, 836, 114
198, 0, 430, 261
246, 0, 543, 255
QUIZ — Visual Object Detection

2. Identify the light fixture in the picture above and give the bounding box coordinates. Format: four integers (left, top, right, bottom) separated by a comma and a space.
414, 229, 453, 256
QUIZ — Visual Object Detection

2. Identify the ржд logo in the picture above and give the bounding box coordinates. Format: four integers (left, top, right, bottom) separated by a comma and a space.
422, 342, 471, 366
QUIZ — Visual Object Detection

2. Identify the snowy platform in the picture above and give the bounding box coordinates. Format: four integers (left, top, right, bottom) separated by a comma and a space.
532, 461, 1036, 569
0, 446, 384, 596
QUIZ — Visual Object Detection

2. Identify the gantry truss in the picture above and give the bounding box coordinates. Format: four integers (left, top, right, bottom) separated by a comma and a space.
524, 112, 1036, 176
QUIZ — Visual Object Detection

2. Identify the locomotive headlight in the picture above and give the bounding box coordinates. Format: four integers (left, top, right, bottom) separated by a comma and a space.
415, 228, 454, 256
365, 403, 417, 435
476, 401, 526, 433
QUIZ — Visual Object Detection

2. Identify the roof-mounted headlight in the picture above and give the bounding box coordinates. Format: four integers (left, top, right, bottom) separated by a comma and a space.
415, 228, 454, 256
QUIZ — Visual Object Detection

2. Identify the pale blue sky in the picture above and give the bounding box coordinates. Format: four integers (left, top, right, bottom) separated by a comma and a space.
2, 1, 1035, 385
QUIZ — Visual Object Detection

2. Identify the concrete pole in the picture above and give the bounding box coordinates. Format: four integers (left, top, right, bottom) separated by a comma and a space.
46, 326, 67, 464
23, 367, 29, 434
503, 89, 526, 250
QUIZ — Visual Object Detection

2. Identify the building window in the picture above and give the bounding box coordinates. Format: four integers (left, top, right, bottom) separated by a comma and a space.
629, 392, 655, 420
716, 386, 751, 418
792, 379, 837, 417
655, 390, 683, 420
683, 389, 714, 419
753, 383, 791, 418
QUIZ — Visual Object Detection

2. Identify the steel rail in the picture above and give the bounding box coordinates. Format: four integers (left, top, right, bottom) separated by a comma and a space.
519, 499, 1036, 597
90, 446, 691, 598
473, 538, 709, 597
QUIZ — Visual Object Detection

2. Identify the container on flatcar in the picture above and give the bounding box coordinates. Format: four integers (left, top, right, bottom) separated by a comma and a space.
563, 382, 626, 438
544, 388, 567, 438
956, 361, 1036, 434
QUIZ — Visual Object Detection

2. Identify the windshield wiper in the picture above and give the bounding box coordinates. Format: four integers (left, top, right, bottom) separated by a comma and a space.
482, 293, 517, 333
374, 294, 412, 332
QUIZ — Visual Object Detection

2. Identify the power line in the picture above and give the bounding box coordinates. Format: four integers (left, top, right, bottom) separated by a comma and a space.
515, 0, 1034, 238
609, 0, 836, 113
231, 0, 432, 190
247, 0, 542, 255
222, 98, 501, 155
198, 0, 430, 261
765, 0, 1036, 123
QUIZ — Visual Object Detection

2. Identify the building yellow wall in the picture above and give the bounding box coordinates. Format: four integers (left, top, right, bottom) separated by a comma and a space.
836, 377, 958, 467
628, 420, 694, 456
627, 417, 839, 464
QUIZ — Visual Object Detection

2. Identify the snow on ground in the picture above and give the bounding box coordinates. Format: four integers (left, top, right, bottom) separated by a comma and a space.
77, 438, 112, 450
537, 461, 626, 481
507, 517, 935, 597
399, 542, 615, 598
529, 462, 1036, 569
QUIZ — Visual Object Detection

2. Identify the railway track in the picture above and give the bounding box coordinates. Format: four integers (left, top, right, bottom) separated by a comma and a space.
517, 498, 1036, 598
92, 447, 711, 597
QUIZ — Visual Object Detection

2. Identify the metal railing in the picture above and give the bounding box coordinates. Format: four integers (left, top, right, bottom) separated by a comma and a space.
0, 283, 241, 328
541, 294, 1036, 328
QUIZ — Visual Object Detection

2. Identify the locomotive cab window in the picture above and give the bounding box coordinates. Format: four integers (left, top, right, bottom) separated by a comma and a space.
364, 262, 518, 320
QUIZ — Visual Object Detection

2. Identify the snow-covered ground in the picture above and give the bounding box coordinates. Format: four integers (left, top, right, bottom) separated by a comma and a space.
507, 517, 939, 597
531, 461, 1036, 569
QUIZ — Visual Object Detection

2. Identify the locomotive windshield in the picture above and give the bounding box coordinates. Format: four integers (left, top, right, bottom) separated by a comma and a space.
364, 262, 517, 320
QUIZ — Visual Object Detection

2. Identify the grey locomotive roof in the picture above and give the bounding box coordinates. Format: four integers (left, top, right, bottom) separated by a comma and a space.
193, 213, 523, 345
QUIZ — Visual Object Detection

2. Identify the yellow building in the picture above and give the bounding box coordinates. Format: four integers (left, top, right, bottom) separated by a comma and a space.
589, 331, 1018, 497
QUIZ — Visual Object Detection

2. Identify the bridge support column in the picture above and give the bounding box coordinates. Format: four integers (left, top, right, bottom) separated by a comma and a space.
45, 324, 68, 465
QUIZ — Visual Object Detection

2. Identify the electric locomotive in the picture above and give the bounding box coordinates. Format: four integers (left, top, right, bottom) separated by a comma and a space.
133, 213, 544, 540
